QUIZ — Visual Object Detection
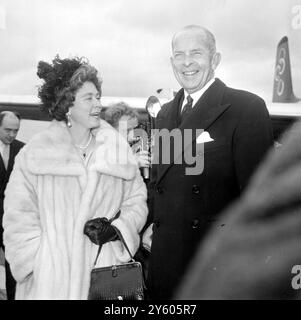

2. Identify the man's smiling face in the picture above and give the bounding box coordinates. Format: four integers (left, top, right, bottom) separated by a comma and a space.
171, 29, 217, 94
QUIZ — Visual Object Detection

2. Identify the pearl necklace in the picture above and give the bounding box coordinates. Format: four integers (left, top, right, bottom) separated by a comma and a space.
75, 133, 93, 158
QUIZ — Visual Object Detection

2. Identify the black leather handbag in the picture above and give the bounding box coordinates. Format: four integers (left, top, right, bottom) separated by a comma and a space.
88, 227, 145, 300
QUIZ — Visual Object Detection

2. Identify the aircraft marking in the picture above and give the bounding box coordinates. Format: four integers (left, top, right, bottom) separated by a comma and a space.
275, 48, 286, 97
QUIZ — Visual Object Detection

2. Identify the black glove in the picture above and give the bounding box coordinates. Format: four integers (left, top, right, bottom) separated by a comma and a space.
83, 217, 118, 245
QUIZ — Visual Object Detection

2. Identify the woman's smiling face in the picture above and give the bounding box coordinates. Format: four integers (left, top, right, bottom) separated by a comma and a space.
70, 81, 102, 129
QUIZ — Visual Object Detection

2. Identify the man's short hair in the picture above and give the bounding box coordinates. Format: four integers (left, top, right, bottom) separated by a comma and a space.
0, 111, 21, 126
104, 102, 139, 128
172, 25, 217, 57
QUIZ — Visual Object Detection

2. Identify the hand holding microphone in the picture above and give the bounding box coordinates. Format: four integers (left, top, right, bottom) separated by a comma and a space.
132, 137, 151, 179
136, 150, 151, 176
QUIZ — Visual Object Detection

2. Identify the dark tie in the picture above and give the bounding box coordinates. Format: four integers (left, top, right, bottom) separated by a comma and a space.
180, 95, 193, 123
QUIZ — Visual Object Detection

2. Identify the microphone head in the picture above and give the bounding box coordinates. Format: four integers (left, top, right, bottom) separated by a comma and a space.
142, 167, 150, 180
146, 96, 161, 118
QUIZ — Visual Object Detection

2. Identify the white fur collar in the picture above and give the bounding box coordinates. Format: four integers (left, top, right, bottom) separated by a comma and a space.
25, 120, 138, 180
91, 120, 138, 180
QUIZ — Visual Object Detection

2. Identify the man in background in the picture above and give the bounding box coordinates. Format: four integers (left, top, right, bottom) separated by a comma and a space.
0, 111, 24, 300
147, 25, 274, 299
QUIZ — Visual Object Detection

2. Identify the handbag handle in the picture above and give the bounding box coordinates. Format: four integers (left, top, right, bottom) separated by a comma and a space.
112, 226, 135, 261
93, 216, 135, 266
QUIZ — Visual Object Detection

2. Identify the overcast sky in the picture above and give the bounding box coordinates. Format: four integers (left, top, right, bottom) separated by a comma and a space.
0, 0, 300, 100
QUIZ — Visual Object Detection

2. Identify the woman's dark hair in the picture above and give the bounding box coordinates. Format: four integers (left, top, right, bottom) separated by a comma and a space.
37, 55, 102, 121
104, 102, 139, 128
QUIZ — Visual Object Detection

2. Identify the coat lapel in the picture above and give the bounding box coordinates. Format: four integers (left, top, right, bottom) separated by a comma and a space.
25, 120, 138, 183
155, 89, 183, 181
0, 153, 6, 174
91, 120, 138, 180
156, 79, 231, 183
6, 141, 17, 174
26, 121, 86, 177
157, 89, 184, 131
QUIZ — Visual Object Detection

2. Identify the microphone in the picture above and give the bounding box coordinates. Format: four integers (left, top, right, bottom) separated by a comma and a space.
142, 167, 150, 180
143, 95, 162, 181
139, 133, 150, 180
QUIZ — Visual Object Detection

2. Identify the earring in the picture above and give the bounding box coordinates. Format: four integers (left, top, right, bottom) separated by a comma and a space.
66, 111, 72, 128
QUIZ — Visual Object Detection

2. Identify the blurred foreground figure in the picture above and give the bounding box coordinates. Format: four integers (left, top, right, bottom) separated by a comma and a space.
177, 120, 301, 300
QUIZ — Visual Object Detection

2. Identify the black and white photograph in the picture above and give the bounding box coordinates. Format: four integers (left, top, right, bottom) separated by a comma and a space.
0, 0, 301, 303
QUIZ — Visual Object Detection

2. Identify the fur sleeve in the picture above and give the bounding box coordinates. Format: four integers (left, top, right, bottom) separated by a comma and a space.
3, 149, 41, 283
111, 169, 148, 262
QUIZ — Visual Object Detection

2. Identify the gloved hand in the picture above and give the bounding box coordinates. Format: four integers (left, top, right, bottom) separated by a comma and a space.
83, 217, 118, 245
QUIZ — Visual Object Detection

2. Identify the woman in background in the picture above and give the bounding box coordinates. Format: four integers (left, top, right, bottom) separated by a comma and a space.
104, 102, 151, 172
104, 102, 152, 281
3, 56, 147, 299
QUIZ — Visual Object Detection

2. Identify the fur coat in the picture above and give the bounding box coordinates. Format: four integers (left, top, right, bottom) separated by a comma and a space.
3, 120, 148, 300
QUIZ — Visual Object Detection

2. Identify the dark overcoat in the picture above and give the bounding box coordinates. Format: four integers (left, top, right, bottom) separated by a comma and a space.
147, 79, 274, 299
0, 139, 24, 248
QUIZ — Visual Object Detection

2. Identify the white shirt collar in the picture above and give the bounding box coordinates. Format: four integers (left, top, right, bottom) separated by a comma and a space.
183, 77, 216, 109
0, 139, 9, 156
0, 139, 6, 151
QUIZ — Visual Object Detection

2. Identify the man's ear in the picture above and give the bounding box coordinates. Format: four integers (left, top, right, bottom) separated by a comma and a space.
211, 52, 221, 71
170, 56, 178, 76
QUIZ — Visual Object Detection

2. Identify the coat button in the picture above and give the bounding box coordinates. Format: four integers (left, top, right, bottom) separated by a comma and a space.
156, 186, 164, 194
192, 185, 200, 194
191, 219, 199, 229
